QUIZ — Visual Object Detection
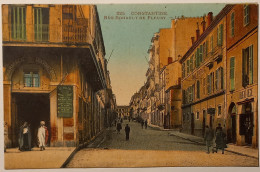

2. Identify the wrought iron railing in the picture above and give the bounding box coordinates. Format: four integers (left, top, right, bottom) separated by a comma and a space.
62, 25, 87, 43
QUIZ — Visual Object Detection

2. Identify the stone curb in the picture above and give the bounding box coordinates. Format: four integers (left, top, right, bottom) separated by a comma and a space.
60, 128, 107, 168
170, 133, 258, 159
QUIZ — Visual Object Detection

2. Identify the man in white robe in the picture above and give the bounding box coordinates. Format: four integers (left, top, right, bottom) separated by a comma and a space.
38, 121, 46, 151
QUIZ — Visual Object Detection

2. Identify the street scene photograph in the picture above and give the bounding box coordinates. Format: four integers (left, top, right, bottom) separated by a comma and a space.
1, 1, 259, 170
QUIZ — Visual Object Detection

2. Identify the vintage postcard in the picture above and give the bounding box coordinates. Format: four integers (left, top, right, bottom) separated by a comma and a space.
1, 0, 259, 171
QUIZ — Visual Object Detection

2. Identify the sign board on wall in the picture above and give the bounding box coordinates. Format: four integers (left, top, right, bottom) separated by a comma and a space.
57, 85, 73, 118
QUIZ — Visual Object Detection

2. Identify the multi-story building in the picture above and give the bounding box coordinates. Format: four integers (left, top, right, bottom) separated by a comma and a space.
180, 5, 233, 137
226, 4, 258, 147
116, 106, 130, 119
3, 4, 115, 147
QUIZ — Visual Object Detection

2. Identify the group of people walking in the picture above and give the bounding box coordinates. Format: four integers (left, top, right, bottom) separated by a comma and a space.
141, 119, 148, 129
115, 118, 131, 141
204, 123, 227, 154
18, 121, 48, 151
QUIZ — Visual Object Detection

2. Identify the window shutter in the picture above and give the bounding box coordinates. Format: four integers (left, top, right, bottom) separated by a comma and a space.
217, 27, 219, 46
215, 69, 218, 91
200, 45, 203, 63
195, 53, 197, 68
197, 48, 200, 66
220, 24, 223, 46
242, 49, 246, 87
190, 56, 193, 72
207, 75, 210, 94
230, 57, 235, 90
249, 45, 253, 84
197, 80, 200, 99
220, 67, 224, 89
206, 40, 208, 58
211, 36, 214, 52
187, 60, 190, 74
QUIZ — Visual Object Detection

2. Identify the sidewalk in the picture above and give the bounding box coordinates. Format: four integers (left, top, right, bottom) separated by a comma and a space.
4, 147, 76, 169
170, 131, 259, 159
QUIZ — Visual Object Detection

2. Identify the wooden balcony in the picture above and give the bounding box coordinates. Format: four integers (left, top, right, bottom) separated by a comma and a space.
62, 24, 88, 43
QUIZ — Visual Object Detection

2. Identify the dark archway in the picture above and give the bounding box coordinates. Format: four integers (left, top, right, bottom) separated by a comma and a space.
227, 102, 237, 144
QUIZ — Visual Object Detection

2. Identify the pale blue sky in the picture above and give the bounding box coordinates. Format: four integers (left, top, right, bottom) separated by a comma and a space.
97, 4, 226, 105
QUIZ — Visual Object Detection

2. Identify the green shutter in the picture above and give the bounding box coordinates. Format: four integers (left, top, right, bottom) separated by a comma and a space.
195, 52, 197, 68
249, 45, 253, 84
220, 24, 223, 46
211, 36, 214, 52
190, 56, 193, 72
206, 40, 208, 58
207, 75, 210, 94
220, 67, 224, 89
200, 45, 203, 63
197, 80, 200, 99
217, 27, 219, 46
187, 60, 190, 74
215, 69, 218, 91
197, 48, 200, 66
230, 57, 235, 90
242, 49, 246, 87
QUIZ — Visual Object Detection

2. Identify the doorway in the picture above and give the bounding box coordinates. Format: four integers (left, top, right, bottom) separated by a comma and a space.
227, 103, 237, 144
202, 110, 206, 137
12, 93, 50, 147
191, 113, 194, 135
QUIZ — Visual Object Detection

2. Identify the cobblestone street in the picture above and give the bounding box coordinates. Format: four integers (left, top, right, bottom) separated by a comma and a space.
66, 120, 258, 167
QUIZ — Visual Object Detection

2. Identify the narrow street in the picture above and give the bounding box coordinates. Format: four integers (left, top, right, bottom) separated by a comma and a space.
66, 120, 258, 167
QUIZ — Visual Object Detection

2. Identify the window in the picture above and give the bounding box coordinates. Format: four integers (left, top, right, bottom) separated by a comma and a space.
199, 45, 203, 63
231, 12, 235, 37
190, 55, 194, 72
210, 35, 214, 53
196, 80, 200, 99
24, 71, 40, 87
187, 60, 190, 74
196, 112, 200, 120
230, 57, 235, 91
244, 5, 250, 26
182, 63, 185, 78
242, 45, 253, 87
34, 8, 49, 42
11, 6, 26, 40
217, 24, 223, 46
203, 78, 206, 95
218, 105, 222, 116
215, 67, 224, 91
207, 72, 214, 94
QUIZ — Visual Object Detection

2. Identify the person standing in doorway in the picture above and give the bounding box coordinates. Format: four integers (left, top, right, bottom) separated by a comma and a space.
18, 122, 32, 151
145, 120, 148, 129
125, 124, 130, 141
204, 125, 214, 154
38, 121, 46, 151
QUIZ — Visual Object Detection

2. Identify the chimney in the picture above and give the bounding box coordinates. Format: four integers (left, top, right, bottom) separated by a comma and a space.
207, 12, 213, 27
201, 16, 206, 32
191, 37, 195, 44
168, 57, 173, 64
196, 22, 200, 41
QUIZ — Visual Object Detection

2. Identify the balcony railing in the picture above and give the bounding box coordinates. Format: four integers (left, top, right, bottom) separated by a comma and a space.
62, 25, 87, 43
34, 24, 49, 42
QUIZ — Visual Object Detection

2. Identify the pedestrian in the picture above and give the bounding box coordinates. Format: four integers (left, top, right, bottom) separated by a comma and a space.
120, 118, 123, 123
38, 121, 47, 151
129, 117, 131, 122
125, 124, 130, 141
18, 121, 32, 151
141, 120, 144, 129
116, 122, 122, 134
215, 123, 227, 154
204, 125, 214, 154
145, 120, 148, 129
114, 119, 117, 126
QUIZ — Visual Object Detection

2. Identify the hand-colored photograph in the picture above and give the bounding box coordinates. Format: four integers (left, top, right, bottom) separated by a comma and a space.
1, 2, 259, 170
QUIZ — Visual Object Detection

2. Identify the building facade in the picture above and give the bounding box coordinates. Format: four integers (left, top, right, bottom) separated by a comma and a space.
3, 4, 116, 148
116, 106, 130, 119
226, 4, 258, 147
180, 7, 232, 137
